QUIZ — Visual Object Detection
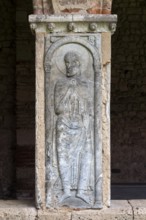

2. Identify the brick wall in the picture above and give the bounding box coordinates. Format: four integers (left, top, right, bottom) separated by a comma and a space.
111, 0, 146, 183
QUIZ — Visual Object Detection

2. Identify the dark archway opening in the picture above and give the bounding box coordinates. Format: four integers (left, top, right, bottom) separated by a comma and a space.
0, 0, 35, 199
111, 0, 146, 199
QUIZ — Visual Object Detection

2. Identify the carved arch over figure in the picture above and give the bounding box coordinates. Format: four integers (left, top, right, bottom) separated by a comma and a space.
33, 0, 113, 15
45, 37, 100, 68
45, 36, 103, 208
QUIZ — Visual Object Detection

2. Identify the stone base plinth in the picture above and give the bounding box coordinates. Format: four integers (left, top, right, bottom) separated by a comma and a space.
0, 200, 36, 220
0, 200, 146, 220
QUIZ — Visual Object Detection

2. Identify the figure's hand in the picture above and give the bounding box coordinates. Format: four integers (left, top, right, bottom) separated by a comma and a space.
66, 86, 74, 99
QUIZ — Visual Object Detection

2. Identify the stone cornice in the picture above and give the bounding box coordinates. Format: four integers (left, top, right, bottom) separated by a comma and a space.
29, 14, 117, 34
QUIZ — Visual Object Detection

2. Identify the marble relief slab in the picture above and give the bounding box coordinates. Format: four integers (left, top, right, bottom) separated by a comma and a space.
45, 35, 103, 208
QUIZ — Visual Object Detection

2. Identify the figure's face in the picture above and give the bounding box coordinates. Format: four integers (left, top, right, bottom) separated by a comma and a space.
64, 54, 80, 77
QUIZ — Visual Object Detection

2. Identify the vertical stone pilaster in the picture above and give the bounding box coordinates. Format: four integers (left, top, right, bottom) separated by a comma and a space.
35, 33, 46, 208
102, 32, 111, 207
29, 14, 117, 209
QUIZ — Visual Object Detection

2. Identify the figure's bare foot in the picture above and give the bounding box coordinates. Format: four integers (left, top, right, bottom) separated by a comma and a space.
59, 192, 71, 203
76, 193, 91, 204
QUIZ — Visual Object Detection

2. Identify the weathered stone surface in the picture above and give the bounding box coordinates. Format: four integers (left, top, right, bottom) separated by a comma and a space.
35, 33, 46, 208
29, 14, 117, 23
72, 200, 133, 220
101, 32, 111, 207
38, 210, 71, 220
0, 200, 37, 220
102, 0, 112, 14
52, 0, 103, 14
33, 0, 53, 14
37, 201, 133, 219
130, 200, 146, 220
2, 200, 146, 220
29, 14, 117, 34
30, 14, 117, 209
45, 34, 103, 209
32, 0, 112, 15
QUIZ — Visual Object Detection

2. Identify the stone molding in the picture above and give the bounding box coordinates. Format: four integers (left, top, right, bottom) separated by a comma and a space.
29, 14, 117, 34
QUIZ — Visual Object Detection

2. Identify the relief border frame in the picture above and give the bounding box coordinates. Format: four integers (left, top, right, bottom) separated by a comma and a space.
44, 35, 103, 208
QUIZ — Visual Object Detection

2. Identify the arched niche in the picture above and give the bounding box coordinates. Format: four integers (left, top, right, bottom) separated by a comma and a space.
44, 36, 103, 208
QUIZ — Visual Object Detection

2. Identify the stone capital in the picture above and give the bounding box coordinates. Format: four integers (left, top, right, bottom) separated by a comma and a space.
29, 14, 117, 34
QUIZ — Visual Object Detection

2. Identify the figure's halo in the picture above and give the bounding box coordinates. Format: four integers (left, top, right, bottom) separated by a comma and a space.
55, 44, 90, 74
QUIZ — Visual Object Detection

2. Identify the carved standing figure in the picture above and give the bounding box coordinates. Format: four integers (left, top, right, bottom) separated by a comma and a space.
54, 51, 93, 204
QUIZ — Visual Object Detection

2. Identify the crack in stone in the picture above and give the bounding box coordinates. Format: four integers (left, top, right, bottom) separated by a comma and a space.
35, 213, 39, 220
128, 200, 134, 220
71, 212, 73, 220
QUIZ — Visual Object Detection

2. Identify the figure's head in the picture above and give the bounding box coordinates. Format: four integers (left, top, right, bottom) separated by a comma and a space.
64, 51, 81, 77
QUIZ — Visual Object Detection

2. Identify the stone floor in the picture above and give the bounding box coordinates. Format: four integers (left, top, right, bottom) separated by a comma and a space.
0, 199, 145, 219
0, 186, 146, 220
